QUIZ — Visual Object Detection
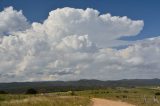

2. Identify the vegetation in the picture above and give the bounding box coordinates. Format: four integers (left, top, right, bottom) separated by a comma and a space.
0, 94, 29, 102
0, 94, 90, 106
25, 88, 37, 94
0, 91, 7, 94
80, 87, 160, 106
1, 87, 160, 106
1, 79, 160, 93
155, 92, 160, 95
53, 87, 160, 106
1, 79, 160, 106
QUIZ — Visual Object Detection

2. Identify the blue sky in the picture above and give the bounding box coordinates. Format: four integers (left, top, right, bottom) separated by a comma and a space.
0, 0, 160, 41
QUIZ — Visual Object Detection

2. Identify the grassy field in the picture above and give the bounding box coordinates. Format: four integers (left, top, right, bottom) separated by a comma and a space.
0, 94, 90, 106
76, 87, 160, 106
54, 87, 160, 106
0, 87, 160, 106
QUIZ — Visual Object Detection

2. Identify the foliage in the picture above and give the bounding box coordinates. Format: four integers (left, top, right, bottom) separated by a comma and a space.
155, 92, 160, 95
0, 91, 7, 94
25, 88, 37, 94
0, 95, 90, 106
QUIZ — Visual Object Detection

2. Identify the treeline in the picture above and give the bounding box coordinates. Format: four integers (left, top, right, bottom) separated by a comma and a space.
0, 85, 108, 94
0, 79, 160, 94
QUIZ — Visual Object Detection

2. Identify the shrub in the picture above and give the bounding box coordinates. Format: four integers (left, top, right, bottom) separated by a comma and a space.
123, 90, 129, 93
67, 91, 75, 96
155, 92, 160, 95
133, 91, 137, 93
70, 91, 75, 96
0, 90, 7, 94
116, 96, 119, 98
26, 88, 37, 94
122, 95, 127, 98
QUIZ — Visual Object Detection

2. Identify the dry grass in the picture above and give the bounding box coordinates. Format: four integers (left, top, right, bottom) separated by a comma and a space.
1, 87, 160, 106
0, 95, 91, 106
72, 87, 160, 106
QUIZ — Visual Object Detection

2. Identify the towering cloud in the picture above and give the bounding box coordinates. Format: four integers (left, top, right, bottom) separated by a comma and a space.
37, 7, 144, 47
0, 7, 30, 37
1, 7, 159, 82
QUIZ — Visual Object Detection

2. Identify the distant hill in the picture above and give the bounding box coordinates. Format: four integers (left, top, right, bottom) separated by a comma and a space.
0, 79, 160, 93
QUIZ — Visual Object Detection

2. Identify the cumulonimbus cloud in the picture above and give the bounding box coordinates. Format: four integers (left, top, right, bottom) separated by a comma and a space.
1, 6, 159, 82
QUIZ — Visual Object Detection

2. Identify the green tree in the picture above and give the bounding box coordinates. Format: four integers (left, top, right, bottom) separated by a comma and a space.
26, 88, 37, 94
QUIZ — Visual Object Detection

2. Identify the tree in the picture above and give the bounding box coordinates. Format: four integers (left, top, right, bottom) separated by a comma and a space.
155, 92, 160, 95
26, 88, 37, 94
70, 91, 75, 96
0, 90, 7, 94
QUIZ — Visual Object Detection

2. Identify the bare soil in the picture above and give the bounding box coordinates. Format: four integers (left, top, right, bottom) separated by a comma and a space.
92, 98, 135, 106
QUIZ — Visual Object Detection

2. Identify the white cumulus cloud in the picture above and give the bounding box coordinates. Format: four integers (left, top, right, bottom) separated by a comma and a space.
41, 7, 144, 47
1, 7, 159, 82
0, 6, 30, 37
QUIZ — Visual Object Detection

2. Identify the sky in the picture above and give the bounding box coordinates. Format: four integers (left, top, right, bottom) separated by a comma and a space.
0, 0, 160, 82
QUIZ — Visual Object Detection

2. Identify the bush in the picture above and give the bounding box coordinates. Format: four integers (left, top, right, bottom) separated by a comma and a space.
133, 91, 137, 93
70, 91, 75, 96
122, 95, 127, 98
116, 96, 119, 98
123, 90, 129, 93
0, 90, 7, 94
26, 88, 37, 94
155, 92, 160, 95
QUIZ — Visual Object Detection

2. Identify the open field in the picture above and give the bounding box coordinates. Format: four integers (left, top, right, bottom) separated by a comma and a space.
0, 95, 90, 106
0, 87, 160, 106
54, 87, 160, 106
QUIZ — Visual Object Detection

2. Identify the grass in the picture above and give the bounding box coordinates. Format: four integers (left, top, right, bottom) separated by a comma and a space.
0, 94, 90, 106
52, 87, 160, 106
0, 94, 29, 102
1, 87, 160, 106
71, 87, 160, 106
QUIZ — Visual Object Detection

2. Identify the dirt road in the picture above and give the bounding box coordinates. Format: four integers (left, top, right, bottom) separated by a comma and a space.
92, 98, 135, 106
